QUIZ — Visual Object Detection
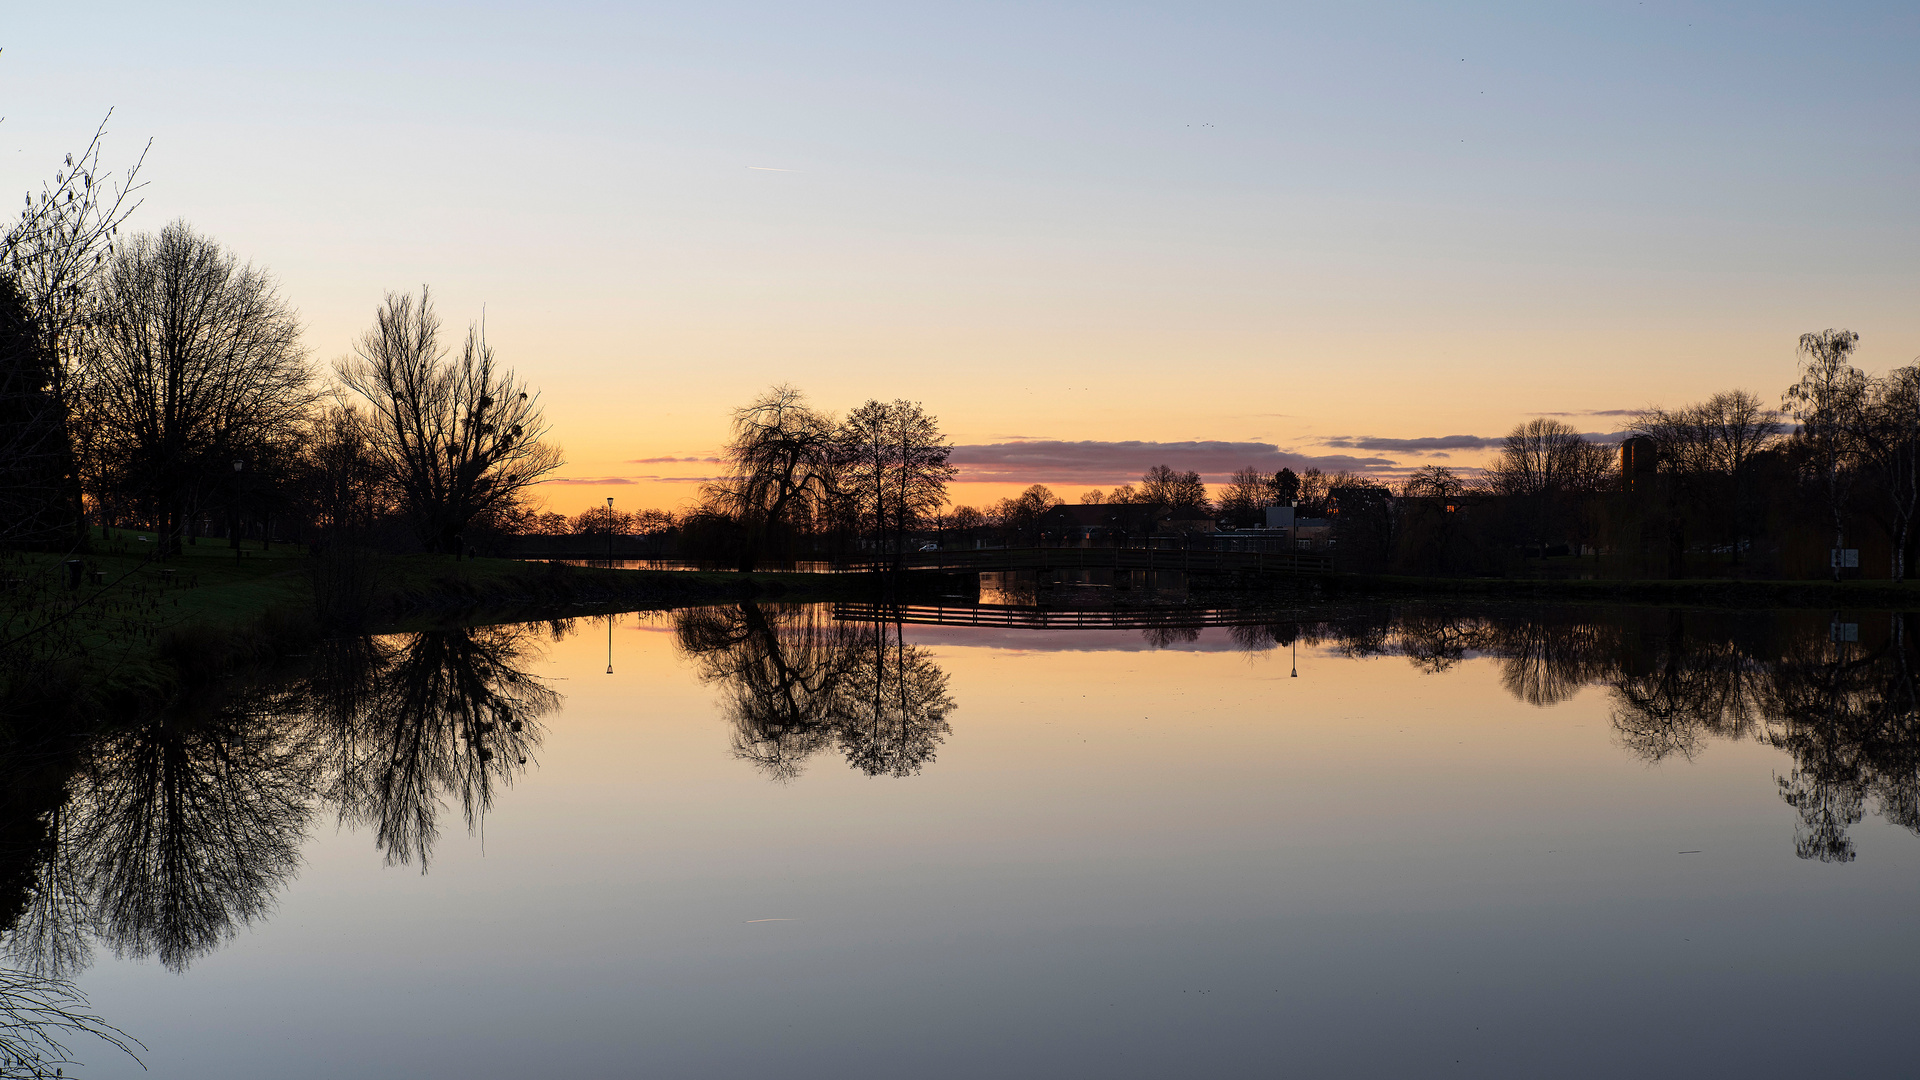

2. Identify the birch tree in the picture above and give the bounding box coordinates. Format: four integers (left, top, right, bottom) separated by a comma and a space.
1783, 329, 1868, 581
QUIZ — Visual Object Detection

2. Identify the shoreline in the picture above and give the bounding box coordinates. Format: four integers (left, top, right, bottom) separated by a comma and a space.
9, 544, 1920, 718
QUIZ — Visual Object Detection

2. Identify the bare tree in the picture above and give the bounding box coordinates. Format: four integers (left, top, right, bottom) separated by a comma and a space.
0, 114, 148, 546
1295, 467, 1330, 515
1784, 329, 1868, 580
1138, 464, 1211, 517
1485, 418, 1614, 556
1632, 390, 1783, 565
338, 288, 563, 554
1216, 466, 1269, 527
1863, 366, 1920, 580
705, 385, 837, 572
81, 222, 311, 554
991, 484, 1060, 545
835, 399, 956, 565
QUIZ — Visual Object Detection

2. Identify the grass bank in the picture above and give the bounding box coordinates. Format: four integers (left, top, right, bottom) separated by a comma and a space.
0, 532, 884, 705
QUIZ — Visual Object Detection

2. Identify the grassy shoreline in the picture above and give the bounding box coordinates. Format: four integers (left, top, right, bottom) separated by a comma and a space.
9, 534, 1919, 711
0, 537, 878, 706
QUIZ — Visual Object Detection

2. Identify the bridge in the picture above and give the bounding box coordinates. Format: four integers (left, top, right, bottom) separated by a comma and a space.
833, 545, 1332, 576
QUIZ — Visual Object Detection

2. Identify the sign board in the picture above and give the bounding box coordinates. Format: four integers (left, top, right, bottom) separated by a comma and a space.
1831, 548, 1860, 569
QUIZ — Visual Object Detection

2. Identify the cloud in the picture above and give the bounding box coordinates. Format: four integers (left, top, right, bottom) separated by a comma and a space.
627, 455, 720, 464
1323, 434, 1498, 453
1540, 408, 1637, 417
545, 475, 720, 485
948, 440, 1395, 485
1324, 430, 1629, 454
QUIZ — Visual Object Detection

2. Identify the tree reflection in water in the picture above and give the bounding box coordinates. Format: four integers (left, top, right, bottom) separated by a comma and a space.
4, 602, 1920, 982
74, 703, 315, 972
0, 624, 555, 976
1257, 605, 1920, 863
675, 604, 955, 781
310, 628, 555, 870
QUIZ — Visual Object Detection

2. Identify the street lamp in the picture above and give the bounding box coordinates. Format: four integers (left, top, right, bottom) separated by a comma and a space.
606, 496, 615, 568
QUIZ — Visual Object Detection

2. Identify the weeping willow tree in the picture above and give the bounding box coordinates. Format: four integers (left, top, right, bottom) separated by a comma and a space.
704, 385, 838, 572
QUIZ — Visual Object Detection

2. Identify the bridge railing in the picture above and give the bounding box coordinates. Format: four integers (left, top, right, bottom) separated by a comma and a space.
831, 601, 1306, 629
831, 546, 1332, 575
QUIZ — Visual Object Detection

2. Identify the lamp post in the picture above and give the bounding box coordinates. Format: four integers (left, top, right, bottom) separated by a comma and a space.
1290, 625, 1298, 678
607, 614, 614, 675
231, 459, 246, 557
606, 496, 615, 568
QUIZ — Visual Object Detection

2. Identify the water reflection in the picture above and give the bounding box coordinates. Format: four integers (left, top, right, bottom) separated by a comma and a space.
1195, 604, 1920, 863
674, 604, 954, 780
68, 693, 316, 971
866, 600, 1920, 861
0, 624, 555, 976
310, 629, 554, 870
2, 601, 1919, 986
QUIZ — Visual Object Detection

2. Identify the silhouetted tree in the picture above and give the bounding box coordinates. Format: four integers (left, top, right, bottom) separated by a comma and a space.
0, 114, 148, 547
1631, 391, 1782, 568
337, 288, 562, 554
1267, 467, 1300, 507
0, 277, 63, 545
1784, 330, 1869, 580
1216, 466, 1269, 528
992, 484, 1060, 545
706, 385, 838, 571
835, 399, 955, 564
1484, 418, 1614, 556
1138, 465, 1210, 518
1861, 366, 1920, 580
80, 222, 312, 555
1294, 467, 1330, 516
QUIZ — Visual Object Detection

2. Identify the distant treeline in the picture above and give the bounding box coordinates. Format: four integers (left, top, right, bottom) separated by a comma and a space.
606, 331, 1918, 581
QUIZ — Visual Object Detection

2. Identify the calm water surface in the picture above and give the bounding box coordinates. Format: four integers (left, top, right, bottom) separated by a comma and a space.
11, 603, 1920, 1078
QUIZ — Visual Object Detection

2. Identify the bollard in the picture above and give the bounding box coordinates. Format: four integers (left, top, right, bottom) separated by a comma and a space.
65, 559, 83, 590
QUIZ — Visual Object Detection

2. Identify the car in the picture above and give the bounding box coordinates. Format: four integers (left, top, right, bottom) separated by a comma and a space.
918, 542, 940, 551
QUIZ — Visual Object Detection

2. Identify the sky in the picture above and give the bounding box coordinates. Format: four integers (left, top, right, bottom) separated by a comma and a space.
3, 1, 1916, 515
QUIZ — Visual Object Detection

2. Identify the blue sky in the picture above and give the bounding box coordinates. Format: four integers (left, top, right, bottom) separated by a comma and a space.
4, 1, 1915, 508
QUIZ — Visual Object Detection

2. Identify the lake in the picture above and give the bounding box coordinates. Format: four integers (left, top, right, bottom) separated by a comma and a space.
8, 602, 1919, 1078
